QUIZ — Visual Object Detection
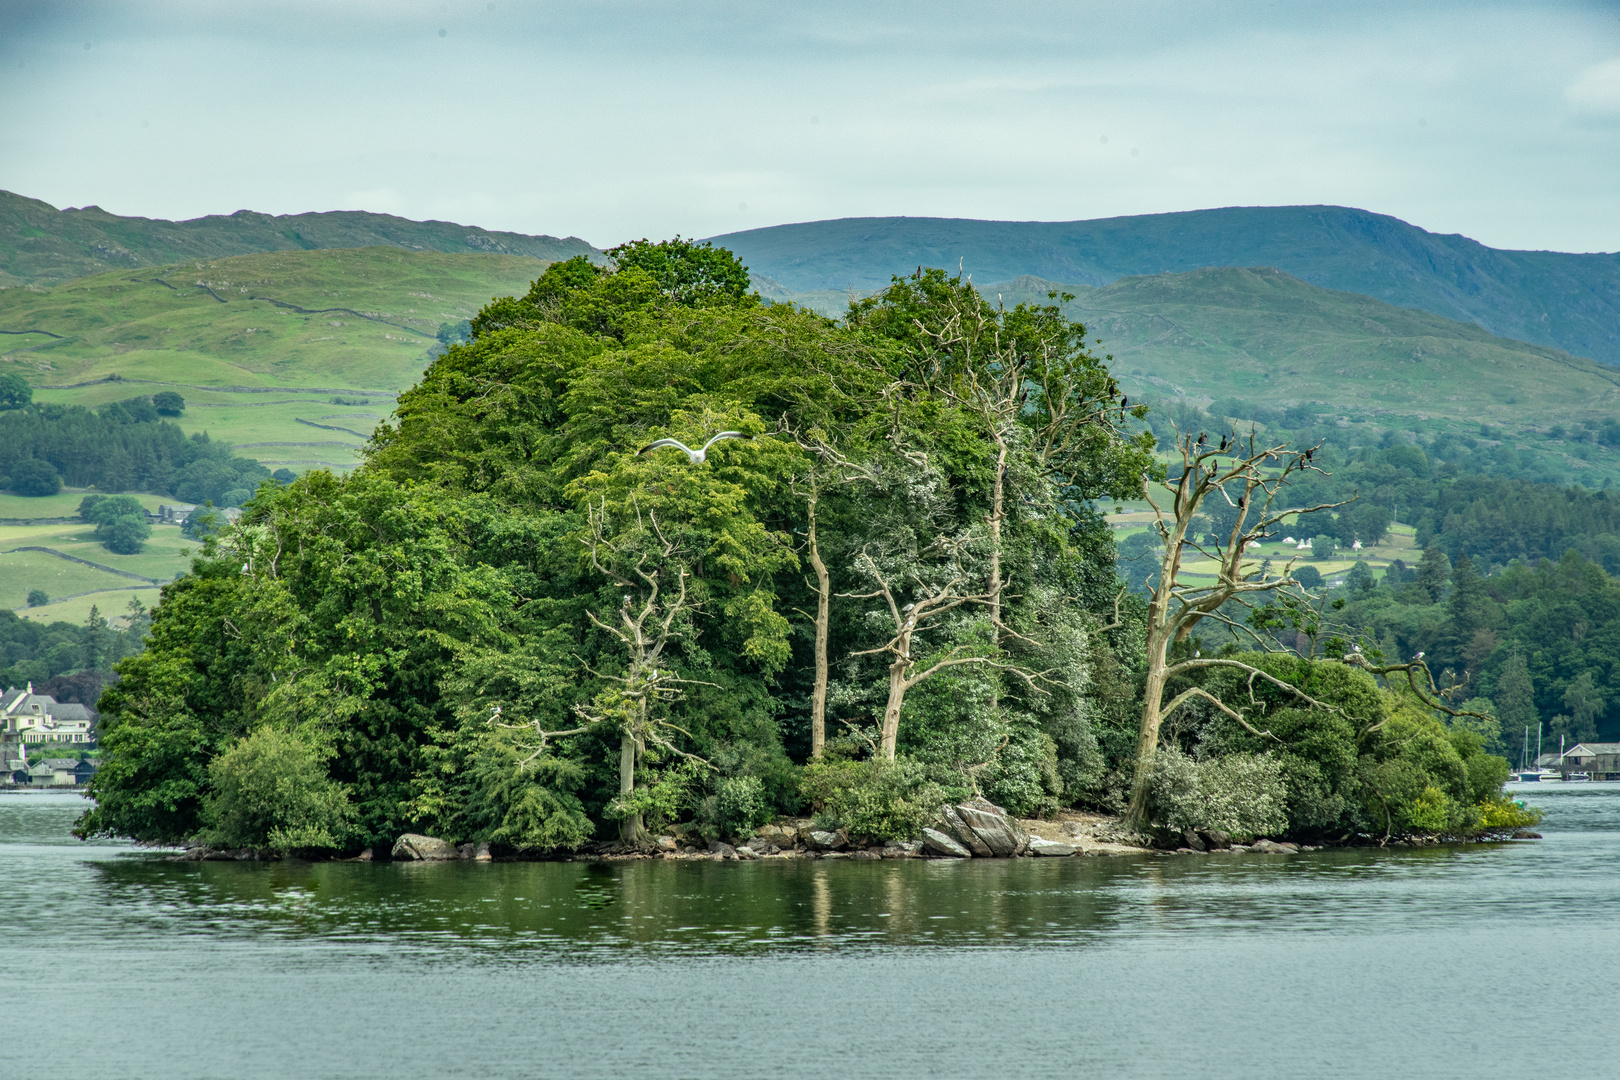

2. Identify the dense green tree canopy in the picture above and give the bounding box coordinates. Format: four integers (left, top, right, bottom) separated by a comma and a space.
83, 239, 1525, 853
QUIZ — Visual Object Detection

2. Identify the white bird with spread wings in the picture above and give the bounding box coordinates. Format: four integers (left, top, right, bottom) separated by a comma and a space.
636, 431, 749, 464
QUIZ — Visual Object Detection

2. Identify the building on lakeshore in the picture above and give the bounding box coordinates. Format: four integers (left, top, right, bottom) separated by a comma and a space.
1559, 743, 1620, 781
0, 686, 98, 747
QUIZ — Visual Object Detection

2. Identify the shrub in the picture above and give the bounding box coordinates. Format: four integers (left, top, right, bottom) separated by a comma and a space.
714, 775, 770, 838
151, 391, 185, 415
26, 589, 48, 607
1149, 746, 1289, 841
800, 757, 960, 842
201, 726, 355, 854
10, 458, 61, 497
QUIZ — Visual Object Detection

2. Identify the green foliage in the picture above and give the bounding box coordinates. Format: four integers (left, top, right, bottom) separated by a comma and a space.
151, 391, 185, 416
82, 494, 152, 554
10, 457, 60, 496
1148, 745, 1289, 841
86, 237, 1155, 852
608, 237, 753, 305
800, 757, 963, 843
25, 588, 48, 607
714, 775, 770, 838
0, 404, 266, 500
201, 726, 355, 854
0, 372, 32, 411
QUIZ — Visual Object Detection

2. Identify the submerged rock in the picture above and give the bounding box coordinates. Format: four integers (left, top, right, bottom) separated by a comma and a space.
1248, 839, 1300, 854
391, 833, 460, 861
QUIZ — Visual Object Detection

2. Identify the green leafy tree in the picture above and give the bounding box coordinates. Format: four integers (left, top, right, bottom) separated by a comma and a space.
1493, 651, 1536, 755
10, 458, 61, 496
26, 589, 48, 607
83, 494, 153, 553
151, 391, 185, 415
201, 726, 355, 853
0, 372, 31, 411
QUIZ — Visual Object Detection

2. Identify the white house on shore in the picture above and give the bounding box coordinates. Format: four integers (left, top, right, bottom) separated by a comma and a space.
0, 686, 98, 746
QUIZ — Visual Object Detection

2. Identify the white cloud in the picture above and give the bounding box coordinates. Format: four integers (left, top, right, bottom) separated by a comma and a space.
1566, 57, 1620, 114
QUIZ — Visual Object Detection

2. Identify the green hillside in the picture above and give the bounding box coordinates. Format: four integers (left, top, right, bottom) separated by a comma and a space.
715, 206, 1620, 366
0, 189, 597, 288
998, 267, 1620, 427
0, 247, 549, 467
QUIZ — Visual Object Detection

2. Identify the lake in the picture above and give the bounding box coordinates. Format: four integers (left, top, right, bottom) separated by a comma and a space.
4, 784, 1618, 1079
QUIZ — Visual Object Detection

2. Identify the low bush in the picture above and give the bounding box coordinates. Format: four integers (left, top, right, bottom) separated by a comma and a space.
201, 726, 355, 855
800, 757, 964, 842
1149, 746, 1289, 841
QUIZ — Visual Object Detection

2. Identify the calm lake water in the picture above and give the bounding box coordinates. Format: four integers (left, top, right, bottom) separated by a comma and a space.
4, 785, 1618, 1080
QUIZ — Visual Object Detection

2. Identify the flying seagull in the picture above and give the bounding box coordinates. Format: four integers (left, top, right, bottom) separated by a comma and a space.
637, 431, 749, 464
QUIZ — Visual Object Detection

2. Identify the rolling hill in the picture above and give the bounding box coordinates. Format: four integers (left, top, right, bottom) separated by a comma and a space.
0, 189, 596, 288
988, 267, 1620, 431
0, 247, 549, 471
713, 206, 1620, 366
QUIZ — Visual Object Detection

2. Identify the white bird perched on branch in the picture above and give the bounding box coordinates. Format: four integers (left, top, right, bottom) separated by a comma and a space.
637, 431, 749, 464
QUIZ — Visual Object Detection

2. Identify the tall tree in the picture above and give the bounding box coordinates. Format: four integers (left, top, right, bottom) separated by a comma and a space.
1125, 428, 1345, 829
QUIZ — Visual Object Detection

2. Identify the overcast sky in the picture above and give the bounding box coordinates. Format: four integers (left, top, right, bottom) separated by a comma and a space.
2, 0, 1618, 251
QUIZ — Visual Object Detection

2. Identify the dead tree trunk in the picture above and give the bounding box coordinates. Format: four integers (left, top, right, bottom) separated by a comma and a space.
1122, 429, 1348, 830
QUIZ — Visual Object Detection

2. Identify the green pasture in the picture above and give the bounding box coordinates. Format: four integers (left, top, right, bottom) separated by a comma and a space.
2, 247, 539, 458
0, 520, 195, 614
18, 587, 161, 628
0, 488, 170, 520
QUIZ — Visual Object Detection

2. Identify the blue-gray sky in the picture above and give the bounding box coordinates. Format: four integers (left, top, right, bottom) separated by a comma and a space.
2, 0, 1618, 251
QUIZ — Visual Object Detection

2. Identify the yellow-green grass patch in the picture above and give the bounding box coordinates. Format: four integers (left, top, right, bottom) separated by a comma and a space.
18, 588, 160, 628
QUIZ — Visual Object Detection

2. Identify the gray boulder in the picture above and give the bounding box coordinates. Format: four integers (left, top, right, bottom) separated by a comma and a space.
940, 805, 994, 857
881, 840, 924, 859
1028, 837, 1077, 857
1199, 830, 1232, 850
1248, 839, 1299, 854
1181, 829, 1206, 851
806, 830, 847, 851
755, 823, 799, 848
709, 841, 739, 859
391, 833, 460, 861
954, 800, 1028, 857
921, 828, 972, 858
474, 843, 493, 862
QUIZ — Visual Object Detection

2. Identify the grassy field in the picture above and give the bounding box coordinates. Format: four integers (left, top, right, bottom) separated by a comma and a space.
1, 247, 549, 460
0, 488, 172, 520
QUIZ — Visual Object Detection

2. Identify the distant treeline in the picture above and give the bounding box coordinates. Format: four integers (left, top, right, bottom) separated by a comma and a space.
0, 601, 147, 696
0, 398, 270, 505
1142, 398, 1620, 574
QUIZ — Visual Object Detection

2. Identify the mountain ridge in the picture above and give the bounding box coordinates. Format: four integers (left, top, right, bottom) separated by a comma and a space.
0, 190, 596, 289
711, 205, 1620, 365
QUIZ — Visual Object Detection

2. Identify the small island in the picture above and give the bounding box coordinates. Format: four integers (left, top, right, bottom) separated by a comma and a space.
78, 241, 1539, 861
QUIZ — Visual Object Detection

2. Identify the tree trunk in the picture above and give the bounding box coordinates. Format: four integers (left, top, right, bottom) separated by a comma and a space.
808, 492, 829, 760
887, 634, 913, 761
986, 435, 1007, 713
618, 729, 644, 845
1124, 624, 1170, 829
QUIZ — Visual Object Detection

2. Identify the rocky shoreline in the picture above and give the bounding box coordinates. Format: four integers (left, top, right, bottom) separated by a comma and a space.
167, 797, 1543, 864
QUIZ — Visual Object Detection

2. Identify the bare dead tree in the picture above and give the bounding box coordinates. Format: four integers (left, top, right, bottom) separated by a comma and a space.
1124, 427, 1351, 829
564, 498, 710, 846
840, 537, 1054, 760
